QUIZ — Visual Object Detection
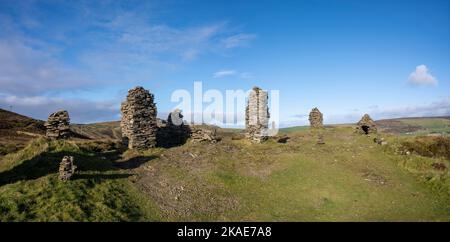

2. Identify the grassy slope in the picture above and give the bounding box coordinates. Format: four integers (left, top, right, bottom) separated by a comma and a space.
0, 139, 161, 221
138, 127, 450, 221
0, 127, 449, 221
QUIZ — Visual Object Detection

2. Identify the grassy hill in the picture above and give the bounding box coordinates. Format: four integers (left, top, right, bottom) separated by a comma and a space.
376, 117, 450, 136
1, 126, 449, 221
0, 108, 46, 156
1, 109, 450, 221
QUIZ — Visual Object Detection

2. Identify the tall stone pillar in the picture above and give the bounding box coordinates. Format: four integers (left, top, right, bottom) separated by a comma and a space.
245, 87, 270, 143
120, 86, 158, 149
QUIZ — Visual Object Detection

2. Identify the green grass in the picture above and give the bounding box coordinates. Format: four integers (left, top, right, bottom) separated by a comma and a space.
1, 127, 449, 221
0, 138, 161, 221
396, 118, 450, 135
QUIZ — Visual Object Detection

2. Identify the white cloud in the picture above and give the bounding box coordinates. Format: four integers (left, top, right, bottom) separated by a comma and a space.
0, 94, 120, 123
213, 70, 254, 79
221, 33, 256, 49
408, 65, 438, 86
213, 70, 237, 78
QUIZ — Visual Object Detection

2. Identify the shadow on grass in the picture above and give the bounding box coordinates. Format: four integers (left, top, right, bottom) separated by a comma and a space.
73, 173, 133, 180
114, 155, 157, 169
0, 149, 154, 186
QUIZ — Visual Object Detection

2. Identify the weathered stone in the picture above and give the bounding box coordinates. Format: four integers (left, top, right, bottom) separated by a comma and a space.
245, 87, 270, 143
356, 114, 377, 135
190, 125, 220, 143
120, 86, 158, 149
58, 156, 76, 181
45, 110, 70, 139
309, 107, 323, 128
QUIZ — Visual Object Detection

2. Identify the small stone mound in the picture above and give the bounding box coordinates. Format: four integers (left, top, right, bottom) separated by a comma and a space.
245, 87, 270, 143
120, 86, 158, 149
309, 107, 323, 128
190, 126, 220, 143
356, 114, 377, 135
58, 156, 76, 181
317, 134, 325, 145
45, 110, 70, 139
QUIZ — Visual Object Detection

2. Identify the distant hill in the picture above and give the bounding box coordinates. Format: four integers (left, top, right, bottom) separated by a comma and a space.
0, 108, 46, 155
1, 107, 449, 155
376, 116, 450, 135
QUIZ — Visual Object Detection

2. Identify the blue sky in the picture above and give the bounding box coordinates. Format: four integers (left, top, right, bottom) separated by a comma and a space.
0, 0, 449, 126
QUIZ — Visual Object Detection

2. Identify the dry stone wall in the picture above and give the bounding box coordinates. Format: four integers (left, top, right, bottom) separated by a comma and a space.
190, 125, 219, 143
356, 114, 377, 135
245, 87, 270, 143
120, 86, 158, 149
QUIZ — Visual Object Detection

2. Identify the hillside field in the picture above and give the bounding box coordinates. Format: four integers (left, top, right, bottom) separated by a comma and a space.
0, 121, 449, 221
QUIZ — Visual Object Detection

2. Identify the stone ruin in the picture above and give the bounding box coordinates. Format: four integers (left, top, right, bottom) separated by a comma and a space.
58, 156, 76, 181
121, 87, 158, 149
45, 110, 70, 139
245, 87, 270, 143
156, 109, 191, 147
356, 114, 377, 135
309, 107, 323, 128
190, 125, 220, 143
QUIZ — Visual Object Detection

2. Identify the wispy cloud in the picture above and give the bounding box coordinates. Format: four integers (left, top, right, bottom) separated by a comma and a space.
213, 70, 254, 79
213, 70, 238, 78
408, 65, 438, 86
221, 33, 256, 49
0, 1, 257, 121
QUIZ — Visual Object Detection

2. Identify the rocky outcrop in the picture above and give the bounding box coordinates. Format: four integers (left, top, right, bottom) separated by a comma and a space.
309, 107, 323, 128
45, 110, 70, 139
120, 87, 158, 149
356, 114, 377, 135
58, 156, 76, 181
245, 87, 270, 143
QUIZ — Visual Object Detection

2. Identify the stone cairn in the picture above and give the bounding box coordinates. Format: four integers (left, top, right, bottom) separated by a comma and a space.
309, 107, 323, 128
120, 87, 158, 149
58, 156, 76, 181
356, 114, 377, 135
156, 109, 191, 147
245, 87, 270, 143
317, 134, 325, 145
45, 110, 70, 139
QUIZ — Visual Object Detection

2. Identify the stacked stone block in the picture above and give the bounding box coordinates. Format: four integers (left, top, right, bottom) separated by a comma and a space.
309, 107, 323, 128
45, 110, 70, 139
120, 87, 158, 149
356, 114, 377, 135
245, 87, 270, 143
58, 156, 76, 181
